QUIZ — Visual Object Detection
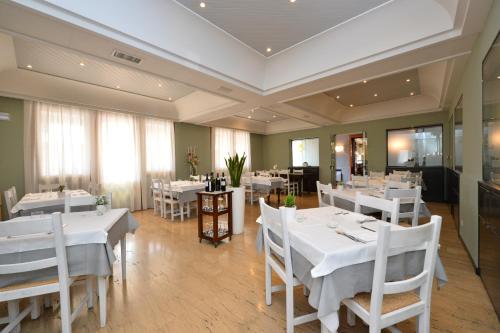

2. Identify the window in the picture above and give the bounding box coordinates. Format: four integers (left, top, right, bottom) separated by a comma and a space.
212, 127, 251, 171
144, 117, 175, 174
387, 126, 443, 167
291, 138, 319, 167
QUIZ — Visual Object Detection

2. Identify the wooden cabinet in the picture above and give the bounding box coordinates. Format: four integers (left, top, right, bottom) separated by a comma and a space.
289, 167, 319, 193
197, 191, 232, 247
478, 182, 500, 318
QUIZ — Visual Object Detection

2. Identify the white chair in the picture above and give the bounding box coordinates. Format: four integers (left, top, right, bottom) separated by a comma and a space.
87, 182, 101, 195
351, 175, 369, 188
39, 184, 62, 192
384, 186, 422, 227
355, 192, 400, 224
369, 171, 385, 179
259, 198, 317, 333
0, 213, 91, 333
151, 179, 163, 216
316, 181, 333, 207
342, 216, 442, 333
3, 188, 17, 220
242, 176, 257, 204
64, 192, 97, 213
386, 180, 411, 189
291, 170, 302, 194
392, 170, 410, 177
161, 180, 187, 221
189, 175, 201, 182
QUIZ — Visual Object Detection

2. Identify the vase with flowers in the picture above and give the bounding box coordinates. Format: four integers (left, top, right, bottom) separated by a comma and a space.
186, 147, 199, 176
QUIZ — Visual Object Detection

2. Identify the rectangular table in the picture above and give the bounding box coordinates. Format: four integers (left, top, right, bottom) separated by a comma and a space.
242, 176, 284, 205
256, 206, 447, 332
0, 208, 139, 328
11, 190, 94, 215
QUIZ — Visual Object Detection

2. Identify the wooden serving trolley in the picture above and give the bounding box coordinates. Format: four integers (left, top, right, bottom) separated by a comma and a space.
196, 190, 233, 247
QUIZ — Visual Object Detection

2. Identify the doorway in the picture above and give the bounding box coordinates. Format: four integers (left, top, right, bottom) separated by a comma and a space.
330, 132, 367, 184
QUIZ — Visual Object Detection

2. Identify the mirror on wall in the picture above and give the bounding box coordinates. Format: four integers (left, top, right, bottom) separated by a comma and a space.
291, 137, 319, 167
454, 96, 463, 172
482, 32, 500, 184
387, 125, 443, 167
330, 132, 367, 184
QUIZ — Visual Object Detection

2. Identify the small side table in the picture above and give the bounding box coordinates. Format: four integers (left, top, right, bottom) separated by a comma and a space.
197, 191, 233, 247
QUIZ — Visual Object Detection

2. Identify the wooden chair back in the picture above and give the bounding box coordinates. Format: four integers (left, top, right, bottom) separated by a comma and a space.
351, 175, 368, 188
354, 192, 400, 224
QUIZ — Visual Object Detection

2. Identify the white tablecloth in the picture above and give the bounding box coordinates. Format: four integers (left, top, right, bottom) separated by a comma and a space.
11, 190, 93, 214
0, 208, 137, 254
165, 181, 205, 193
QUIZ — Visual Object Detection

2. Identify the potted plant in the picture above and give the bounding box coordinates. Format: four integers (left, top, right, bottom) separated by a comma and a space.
95, 195, 108, 216
225, 153, 246, 234
282, 194, 297, 223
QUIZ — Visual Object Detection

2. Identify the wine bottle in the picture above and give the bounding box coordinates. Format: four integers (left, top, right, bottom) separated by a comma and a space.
210, 172, 216, 192
215, 173, 221, 191
221, 172, 226, 191
204, 173, 209, 192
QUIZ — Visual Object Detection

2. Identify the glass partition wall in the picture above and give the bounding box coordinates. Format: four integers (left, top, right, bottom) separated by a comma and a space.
387, 126, 443, 167
482, 32, 500, 184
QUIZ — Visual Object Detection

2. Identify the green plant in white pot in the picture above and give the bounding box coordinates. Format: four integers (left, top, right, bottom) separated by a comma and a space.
282, 194, 297, 223
225, 153, 246, 234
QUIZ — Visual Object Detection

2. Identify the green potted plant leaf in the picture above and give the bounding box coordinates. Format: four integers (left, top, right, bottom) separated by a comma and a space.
224, 153, 247, 234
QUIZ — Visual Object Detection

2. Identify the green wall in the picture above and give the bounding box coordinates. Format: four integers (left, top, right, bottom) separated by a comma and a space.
251, 133, 264, 170
174, 122, 212, 180
262, 111, 449, 184
447, 1, 500, 266
0, 97, 24, 220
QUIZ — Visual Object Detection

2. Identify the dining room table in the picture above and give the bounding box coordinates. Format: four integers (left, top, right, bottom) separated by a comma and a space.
242, 176, 285, 205
10, 190, 94, 216
0, 208, 139, 328
256, 206, 447, 333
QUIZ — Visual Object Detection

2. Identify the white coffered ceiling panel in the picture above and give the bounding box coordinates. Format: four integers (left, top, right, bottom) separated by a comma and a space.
175, 0, 391, 55
235, 107, 286, 123
14, 38, 196, 102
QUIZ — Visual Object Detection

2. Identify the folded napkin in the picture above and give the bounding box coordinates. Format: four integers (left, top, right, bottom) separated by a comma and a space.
355, 215, 378, 223
345, 229, 378, 242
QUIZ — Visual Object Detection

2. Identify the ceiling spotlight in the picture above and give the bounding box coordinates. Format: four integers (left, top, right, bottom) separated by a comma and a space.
251, 109, 255, 113
373, 93, 378, 97
247, 115, 252, 119
362, 80, 368, 84
272, 115, 277, 118
406, 78, 411, 82
410, 92, 415, 96
200, 2, 206, 8
168, 97, 173, 101
116, 85, 120, 89
266, 47, 272, 53
26, 64, 32, 69
266, 120, 270, 123
497, 75, 500, 79
79, 62, 85, 67
349, 104, 354, 108
336, 95, 340, 99
289, 0, 296, 3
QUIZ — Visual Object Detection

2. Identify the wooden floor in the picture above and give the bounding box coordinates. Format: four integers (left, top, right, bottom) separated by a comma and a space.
6, 194, 500, 332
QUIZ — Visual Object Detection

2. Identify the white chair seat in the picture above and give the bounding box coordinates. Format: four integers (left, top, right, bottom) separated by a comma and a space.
345, 291, 421, 315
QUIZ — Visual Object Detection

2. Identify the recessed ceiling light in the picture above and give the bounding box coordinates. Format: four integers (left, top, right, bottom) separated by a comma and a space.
168, 97, 173, 101
374, 93, 378, 97
272, 115, 277, 118
362, 80, 368, 84
79, 62, 85, 67
266, 120, 270, 123
349, 104, 354, 108
158, 83, 162, 88
26, 64, 32, 69
116, 85, 120, 89
266, 47, 272, 53
410, 92, 415, 96
336, 95, 340, 99
406, 78, 411, 82
251, 109, 255, 113
247, 115, 252, 119
199, 2, 206, 8
497, 75, 500, 79
289, 0, 296, 3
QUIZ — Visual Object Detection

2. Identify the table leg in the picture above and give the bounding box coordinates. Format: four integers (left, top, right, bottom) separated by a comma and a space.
8, 300, 20, 333
277, 188, 281, 206
98, 276, 107, 327
121, 236, 127, 280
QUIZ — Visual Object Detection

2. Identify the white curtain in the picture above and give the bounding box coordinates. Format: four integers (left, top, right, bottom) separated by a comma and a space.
24, 101, 176, 211
24, 101, 95, 192
212, 127, 251, 172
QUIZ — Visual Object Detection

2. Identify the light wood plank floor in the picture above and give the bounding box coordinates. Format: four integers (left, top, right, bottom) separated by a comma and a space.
6, 194, 500, 332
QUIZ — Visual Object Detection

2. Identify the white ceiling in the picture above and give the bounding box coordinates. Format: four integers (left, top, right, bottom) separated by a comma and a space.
14, 38, 195, 102
175, 0, 391, 55
234, 107, 286, 123
324, 69, 421, 107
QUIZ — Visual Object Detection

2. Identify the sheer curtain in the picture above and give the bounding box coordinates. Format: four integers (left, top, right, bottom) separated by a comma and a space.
24, 100, 176, 211
24, 101, 95, 192
212, 127, 251, 173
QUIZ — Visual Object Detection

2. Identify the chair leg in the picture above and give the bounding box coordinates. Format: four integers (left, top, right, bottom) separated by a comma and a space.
303, 285, 309, 296
8, 300, 21, 333
417, 308, 430, 333
265, 262, 272, 306
59, 287, 72, 333
346, 308, 356, 326
180, 204, 184, 222
285, 284, 294, 333
30, 297, 41, 319
187, 202, 190, 218
170, 203, 174, 221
